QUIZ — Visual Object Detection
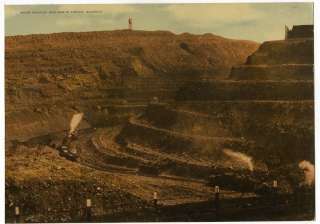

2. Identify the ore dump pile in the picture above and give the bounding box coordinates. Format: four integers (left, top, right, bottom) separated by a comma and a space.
5, 27, 314, 222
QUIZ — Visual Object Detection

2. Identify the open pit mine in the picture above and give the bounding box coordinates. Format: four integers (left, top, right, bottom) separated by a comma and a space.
5, 25, 314, 222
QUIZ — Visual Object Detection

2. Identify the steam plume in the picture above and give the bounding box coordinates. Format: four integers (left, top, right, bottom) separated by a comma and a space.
223, 148, 254, 171
298, 160, 315, 186
69, 113, 84, 135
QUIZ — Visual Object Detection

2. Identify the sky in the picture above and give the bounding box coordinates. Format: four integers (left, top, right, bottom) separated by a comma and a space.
5, 3, 314, 42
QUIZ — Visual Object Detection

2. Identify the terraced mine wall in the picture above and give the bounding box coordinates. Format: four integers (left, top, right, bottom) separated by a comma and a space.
5, 89, 147, 142
173, 101, 314, 164
141, 103, 231, 137
5, 30, 258, 144
244, 39, 313, 65
231, 38, 313, 80
230, 64, 313, 81
5, 28, 314, 222
119, 101, 313, 167
6, 106, 89, 142
175, 81, 313, 101
174, 31, 314, 166
117, 119, 249, 157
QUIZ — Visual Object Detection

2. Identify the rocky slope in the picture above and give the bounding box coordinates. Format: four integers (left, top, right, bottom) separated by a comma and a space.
230, 38, 313, 80
5, 28, 314, 222
6, 30, 258, 79
5, 30, 258, 142
174, 33, 314, 166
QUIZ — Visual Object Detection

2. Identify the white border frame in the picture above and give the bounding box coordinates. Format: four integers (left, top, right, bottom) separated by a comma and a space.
1, 1, 318, 224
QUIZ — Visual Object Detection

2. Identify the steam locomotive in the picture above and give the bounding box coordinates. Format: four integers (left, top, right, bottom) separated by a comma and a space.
57, 133, 79, 162
51, 113, 84, 162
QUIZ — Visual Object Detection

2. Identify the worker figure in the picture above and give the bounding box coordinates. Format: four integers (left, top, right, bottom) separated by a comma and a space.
128, 17, 133, 30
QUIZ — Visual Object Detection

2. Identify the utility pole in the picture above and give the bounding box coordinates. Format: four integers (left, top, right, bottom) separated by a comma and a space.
14, 206, 20, 223
85, 198, 92, 222
214, 186, 220, 220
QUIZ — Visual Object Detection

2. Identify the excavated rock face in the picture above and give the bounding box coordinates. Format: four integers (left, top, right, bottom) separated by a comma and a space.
159, 29, 314, 198
244, 38, 313, 65
230, 35, 313, 81
5, 31, 261, 222
6, 28, 314, 221
175, 26, 314, 167
5, 30, 258, 142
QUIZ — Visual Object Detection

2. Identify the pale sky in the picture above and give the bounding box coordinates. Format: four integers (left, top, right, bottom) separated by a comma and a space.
5, 3, 313, 42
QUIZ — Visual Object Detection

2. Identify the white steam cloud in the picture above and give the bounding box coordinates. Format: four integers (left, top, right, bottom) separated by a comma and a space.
298, 160, 315, 186
69, 113, 84, 136
223, 148, 254, 171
